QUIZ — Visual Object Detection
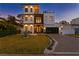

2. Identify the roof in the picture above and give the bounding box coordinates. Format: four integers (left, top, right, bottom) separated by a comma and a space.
22, 3, 39, 7
43, 10, 55, 13
72, 17, 79, 21
23, 3, 39, 6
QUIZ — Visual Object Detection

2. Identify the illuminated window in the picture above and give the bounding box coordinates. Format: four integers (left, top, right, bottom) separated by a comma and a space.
30, 15, 33, 21
25, 17, 28, 21
25, 8, 28, 12
36, 17, 42, 23
30, 17, 32, 21
30, 8, 33, 12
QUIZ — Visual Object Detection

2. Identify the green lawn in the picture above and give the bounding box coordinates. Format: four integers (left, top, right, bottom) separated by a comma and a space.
66, 34, 79, 38
0, 34, 49, 54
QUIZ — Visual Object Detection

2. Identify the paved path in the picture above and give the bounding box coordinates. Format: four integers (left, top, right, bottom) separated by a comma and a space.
47, 34, 79, 55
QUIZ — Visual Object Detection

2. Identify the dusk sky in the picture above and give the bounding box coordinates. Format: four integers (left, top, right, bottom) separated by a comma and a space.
0, 3, 79, 22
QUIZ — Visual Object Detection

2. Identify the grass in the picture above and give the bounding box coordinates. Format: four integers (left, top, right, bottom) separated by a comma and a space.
0, 34, 50, 54
66, 34, 79, 38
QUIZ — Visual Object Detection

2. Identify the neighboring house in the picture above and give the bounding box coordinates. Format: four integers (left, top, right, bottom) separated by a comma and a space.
59, 18, 79, 35
59, 24, 75, 35
18, 4, 59, 34
43, 11, 59, 33
71, 18, 79, 34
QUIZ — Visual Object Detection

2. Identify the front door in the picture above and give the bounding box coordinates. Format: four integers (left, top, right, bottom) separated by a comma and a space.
34, 25, 43, 33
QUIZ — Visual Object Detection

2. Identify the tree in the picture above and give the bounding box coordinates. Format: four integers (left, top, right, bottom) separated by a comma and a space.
7, 15, 17, 24
59, 20, 69, 25
0, 17, 8, 30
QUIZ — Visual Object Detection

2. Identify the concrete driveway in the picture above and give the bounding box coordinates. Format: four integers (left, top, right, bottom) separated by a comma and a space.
48, 34, 79, 55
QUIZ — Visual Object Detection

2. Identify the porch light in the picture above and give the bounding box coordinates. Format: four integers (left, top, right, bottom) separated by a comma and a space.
60, 25, 63, 28
25, 15, 28, 17
30, 25, 33, 26
44, 27, 46, 30
24, 24, 28, 26
30, 15, 33, 17
59, 25, 63, 30
25, 6, 28, 8
30, 6, 33, 8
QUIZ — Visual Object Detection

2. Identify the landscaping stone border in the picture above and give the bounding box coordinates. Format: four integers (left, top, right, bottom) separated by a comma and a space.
44, 34, 58, 55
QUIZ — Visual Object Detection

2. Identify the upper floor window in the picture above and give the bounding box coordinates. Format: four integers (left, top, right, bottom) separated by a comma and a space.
25, 17, 28, 21
30, 8, 33, 12
36, 17, 42, 23
30, 17, 33, 21
49, 16, 53, 18
25, 8, 28, 12
48, 16, 54, 21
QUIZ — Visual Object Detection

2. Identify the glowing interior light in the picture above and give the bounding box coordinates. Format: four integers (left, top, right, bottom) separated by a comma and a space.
30, 15, 33, 17
25, 6, 28, 8
30, 25, 33, 26
25, 15, 28, 17
44, 27, 46, 30
30, 6, 33, 8
24, 24, 28, 26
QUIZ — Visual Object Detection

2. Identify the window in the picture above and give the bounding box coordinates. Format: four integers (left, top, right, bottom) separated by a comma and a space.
49, 16, 53, 19
48, 16, 53, 21
36, 17, 42, 23
30, 17, 32, 21
25, 8, 28, 12
25, 17, 28, 21
30, 8, 33, 12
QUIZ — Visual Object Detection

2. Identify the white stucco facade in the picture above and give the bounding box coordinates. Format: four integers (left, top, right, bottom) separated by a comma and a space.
24, 5, 35, 14
71, 18, 79, 24
59, 25, 75, 35
43, 11, 56, 27
23, 5, 36, 33
59, 17, 79, 35
23, 15, 34, 24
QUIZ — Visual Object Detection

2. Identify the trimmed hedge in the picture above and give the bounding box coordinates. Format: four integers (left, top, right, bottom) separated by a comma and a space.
0, 25, 17, 37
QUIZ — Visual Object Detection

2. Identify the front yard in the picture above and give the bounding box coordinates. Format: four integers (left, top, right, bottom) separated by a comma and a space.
0, 34, 50, 55
66, 34, 79, 38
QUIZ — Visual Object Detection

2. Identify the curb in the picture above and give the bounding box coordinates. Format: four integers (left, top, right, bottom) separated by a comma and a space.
44, 34, 58, 55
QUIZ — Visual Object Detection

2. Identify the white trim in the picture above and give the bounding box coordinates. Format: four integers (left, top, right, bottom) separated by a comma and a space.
52, 38, 58, 51
53, 52, 79, 54
44, 35, 58, 55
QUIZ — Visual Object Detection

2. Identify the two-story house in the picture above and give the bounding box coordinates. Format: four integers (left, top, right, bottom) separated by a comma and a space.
59, 18, 79, 35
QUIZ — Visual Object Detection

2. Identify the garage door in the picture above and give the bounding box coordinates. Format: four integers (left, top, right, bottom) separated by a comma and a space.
46, 27, 59, 34
75, 28, 79, 34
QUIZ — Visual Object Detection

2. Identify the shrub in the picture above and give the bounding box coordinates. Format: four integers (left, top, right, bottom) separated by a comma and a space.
0, 25, 17, 37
